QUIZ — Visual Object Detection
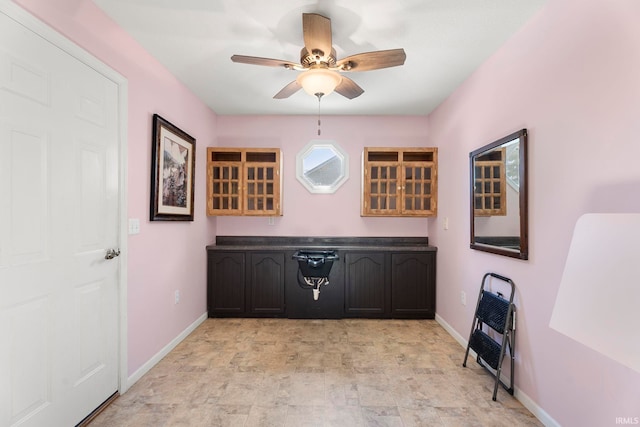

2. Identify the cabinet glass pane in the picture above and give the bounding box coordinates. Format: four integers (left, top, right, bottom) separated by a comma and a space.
406, 197, 422, 210
213, 194, 240, 210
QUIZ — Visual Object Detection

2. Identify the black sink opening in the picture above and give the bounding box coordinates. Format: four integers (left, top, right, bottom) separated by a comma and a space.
292, 250, 339, 278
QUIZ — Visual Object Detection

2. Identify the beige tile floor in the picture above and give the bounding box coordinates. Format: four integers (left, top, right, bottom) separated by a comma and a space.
90, 318, 541, 427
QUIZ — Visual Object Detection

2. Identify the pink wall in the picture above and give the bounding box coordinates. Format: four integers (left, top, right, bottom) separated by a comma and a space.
427, 0, 640, 425
13, 0, 218, 376
216, 115, 431, 237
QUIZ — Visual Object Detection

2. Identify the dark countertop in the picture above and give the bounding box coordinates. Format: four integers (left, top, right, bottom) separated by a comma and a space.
206, 236, 437, 252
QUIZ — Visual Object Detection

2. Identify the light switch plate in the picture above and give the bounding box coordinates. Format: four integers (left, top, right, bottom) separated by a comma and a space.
128, 218, 140, 235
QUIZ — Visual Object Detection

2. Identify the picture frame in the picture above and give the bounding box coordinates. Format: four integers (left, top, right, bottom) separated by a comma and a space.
150, 114, 195, 221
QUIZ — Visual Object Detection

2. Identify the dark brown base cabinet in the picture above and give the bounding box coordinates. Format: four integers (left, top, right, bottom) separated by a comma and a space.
344, 252, 387, 317
207, 252, 245, 314
249, 252, 285, 315
391, 252, 436, 318
207, 251, 286, 317
207, 237, 436, 319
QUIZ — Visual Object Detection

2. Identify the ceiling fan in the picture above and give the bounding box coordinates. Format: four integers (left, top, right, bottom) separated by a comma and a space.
231, 13, 406, 100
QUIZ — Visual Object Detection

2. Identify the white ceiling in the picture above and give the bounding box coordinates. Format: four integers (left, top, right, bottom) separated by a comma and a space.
92, 0, 546, 116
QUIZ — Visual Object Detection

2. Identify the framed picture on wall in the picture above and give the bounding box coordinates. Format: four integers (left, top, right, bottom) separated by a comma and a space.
150, 114, 196, 221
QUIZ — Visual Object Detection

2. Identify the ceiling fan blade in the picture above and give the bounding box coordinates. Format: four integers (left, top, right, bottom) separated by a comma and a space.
273, 80, 302, 99
231, 55, 300, 69
335, 76, 364, 99
303, 13, 332, 59
337, 48, 407, 72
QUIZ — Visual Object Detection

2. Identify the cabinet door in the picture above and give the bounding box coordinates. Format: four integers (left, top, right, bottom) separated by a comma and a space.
250, 252, 285, 315
363, 161, 401, 216
208, 252, 245, 315
391, 252, 435, 318
244, 161, 280, 216
207, 149, 243, 215
344, 252, 386, 316
402, 161, 437, 216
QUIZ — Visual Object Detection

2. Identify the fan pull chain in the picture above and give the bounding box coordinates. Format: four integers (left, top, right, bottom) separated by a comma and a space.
316, 92, 323, 136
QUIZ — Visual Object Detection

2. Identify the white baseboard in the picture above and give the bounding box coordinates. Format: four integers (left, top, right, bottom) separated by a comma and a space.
435, 314, 559, 427
125, 312, 208, 390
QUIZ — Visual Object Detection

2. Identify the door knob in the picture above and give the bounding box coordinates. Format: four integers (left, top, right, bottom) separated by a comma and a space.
105, 248, 121, 260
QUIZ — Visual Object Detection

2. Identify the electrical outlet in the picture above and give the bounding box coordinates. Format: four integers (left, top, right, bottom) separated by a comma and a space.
174, 290, 180, 304
461, 291, 467, 306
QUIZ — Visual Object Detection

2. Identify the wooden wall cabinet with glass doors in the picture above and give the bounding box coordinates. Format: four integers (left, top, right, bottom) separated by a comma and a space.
473, 148, 506, 217
361, 147, 438, 217
207, 148, 282, 216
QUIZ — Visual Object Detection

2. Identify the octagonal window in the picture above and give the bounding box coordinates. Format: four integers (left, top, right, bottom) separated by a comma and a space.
296, 140, 349, 194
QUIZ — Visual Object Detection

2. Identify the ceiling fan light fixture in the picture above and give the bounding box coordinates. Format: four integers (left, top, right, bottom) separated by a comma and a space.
296, 68, 342, 97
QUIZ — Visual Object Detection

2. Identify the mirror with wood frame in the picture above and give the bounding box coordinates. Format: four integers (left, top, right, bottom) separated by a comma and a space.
470, 129, 528, 260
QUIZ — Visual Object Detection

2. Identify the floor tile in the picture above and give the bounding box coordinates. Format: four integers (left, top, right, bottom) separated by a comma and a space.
90, 319, 542, 427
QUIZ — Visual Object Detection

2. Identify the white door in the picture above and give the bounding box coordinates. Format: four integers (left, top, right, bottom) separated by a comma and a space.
0, 6, 121, 427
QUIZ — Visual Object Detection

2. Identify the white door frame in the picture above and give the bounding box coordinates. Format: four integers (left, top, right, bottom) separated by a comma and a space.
1, 0, 130, 394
